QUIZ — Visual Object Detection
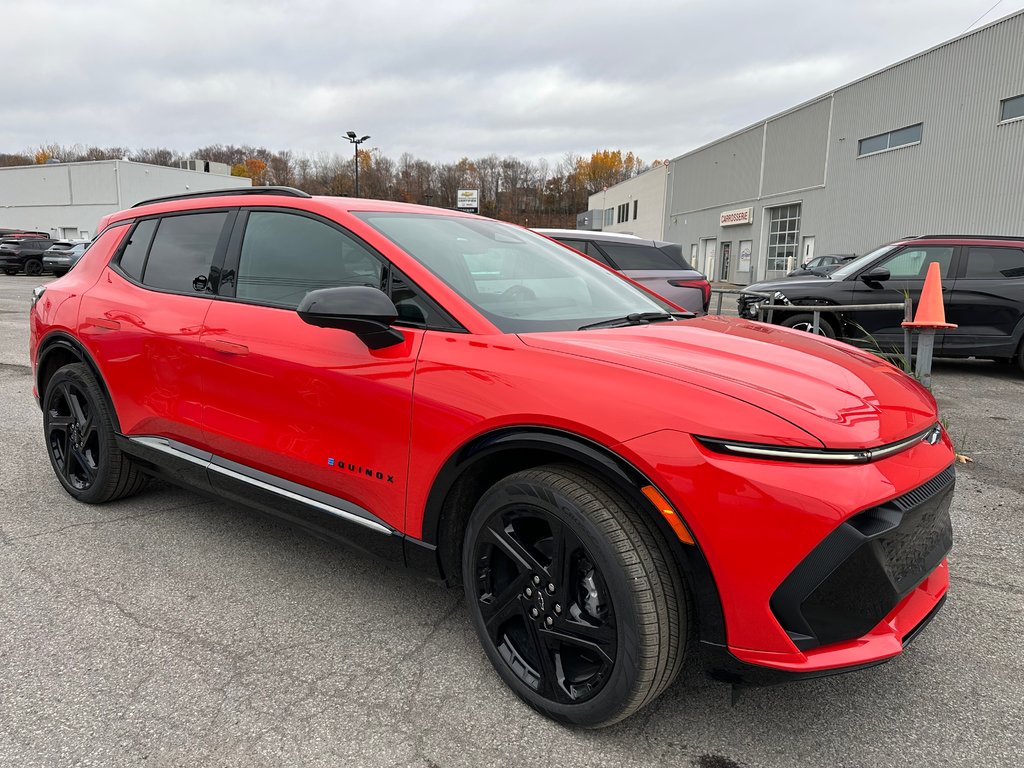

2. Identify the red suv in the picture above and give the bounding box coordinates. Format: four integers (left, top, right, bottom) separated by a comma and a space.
30, 188, 955, 727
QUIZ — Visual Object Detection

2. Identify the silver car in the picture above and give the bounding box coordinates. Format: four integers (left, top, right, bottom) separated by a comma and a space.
534, 229, 711, 314
42, 241, 89, 276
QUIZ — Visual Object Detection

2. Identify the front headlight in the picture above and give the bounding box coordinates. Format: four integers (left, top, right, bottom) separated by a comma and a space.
696, 424, 942, 464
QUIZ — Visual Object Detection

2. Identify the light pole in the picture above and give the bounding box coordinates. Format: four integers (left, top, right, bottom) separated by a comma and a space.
345, 130, 370, 197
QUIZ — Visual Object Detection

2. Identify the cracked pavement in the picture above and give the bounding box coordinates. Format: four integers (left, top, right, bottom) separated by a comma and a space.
1, 275, 1022, 767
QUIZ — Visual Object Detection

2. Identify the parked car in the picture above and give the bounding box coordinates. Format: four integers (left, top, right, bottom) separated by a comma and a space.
786, 253, 857, 277
739, 235, 1024, 371
0, 237, 56, 275
0, 229, 50, 239
31, 188, 954, 727
42, 241, 89, 276
534, 228, 712, 314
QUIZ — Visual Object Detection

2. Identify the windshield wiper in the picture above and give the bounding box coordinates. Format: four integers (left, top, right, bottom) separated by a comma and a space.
578, 312, 688, 331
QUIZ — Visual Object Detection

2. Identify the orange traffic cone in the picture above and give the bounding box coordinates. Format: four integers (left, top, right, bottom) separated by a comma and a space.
902, 261, 957, 329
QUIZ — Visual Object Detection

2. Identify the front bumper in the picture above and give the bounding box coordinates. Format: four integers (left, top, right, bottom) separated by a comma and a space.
617, 427, 955, 677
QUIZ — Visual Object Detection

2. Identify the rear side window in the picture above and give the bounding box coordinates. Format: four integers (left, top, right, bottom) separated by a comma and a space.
597, 243, 681, 271
118, 219, 158, 281
554, 238, 612, 265
142, 212, 230, 292
964, 247, 1024, 279
235, 211, 384, 309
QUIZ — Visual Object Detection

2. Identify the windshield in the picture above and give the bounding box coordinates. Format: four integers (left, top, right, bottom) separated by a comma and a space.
355, 213, 675, 332
829, 244, 899, 280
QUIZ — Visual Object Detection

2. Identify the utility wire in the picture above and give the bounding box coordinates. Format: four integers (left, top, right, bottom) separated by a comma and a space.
963, 0, 1005, 33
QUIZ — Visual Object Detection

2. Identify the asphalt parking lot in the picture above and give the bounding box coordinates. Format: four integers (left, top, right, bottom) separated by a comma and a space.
1, 274, 1021, 767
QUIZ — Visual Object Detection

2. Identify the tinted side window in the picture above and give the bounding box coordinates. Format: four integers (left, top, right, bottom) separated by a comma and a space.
597, 243, 680, 270
964, 247, 1024, 279
879, 247, 954, 279
236, 211, 383, 309
118, 219, 158, 281
142, 212, 229, 292
390, 268, 458, 330
556, 239, 588, 254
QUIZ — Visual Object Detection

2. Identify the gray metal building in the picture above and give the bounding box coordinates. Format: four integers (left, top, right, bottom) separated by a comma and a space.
662, 10, 1024, 285
0, 160, 250, 240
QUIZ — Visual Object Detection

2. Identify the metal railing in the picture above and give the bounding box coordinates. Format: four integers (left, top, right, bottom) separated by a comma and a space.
710, 289, 917, 376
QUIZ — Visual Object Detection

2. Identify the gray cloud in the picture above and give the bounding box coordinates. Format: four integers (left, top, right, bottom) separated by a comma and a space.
4, 0, 1021, 163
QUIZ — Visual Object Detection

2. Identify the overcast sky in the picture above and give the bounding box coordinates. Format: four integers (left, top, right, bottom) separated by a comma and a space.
4, 0, 1022, 165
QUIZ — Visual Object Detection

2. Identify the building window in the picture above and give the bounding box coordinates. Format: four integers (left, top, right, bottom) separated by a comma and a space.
633, 200, 638, 219
604, 208, 613, 226
1000, 94, 1024, 123
766, 204, 801, 274
616, 203, 629, 223
858, 123, 923, 156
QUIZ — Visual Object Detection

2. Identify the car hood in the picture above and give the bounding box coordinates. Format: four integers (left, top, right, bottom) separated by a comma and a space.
744, 276, 836, 294
519, 316, 936, 449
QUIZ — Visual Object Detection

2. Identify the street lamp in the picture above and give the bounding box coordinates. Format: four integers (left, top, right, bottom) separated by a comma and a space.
345, 130, 370, 197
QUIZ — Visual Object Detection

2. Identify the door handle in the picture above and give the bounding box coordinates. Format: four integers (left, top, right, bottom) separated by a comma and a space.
204, 339, 249, 356
85, 317, 121, 331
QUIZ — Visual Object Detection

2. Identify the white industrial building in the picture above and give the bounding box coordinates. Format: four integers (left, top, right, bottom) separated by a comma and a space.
580, 164, 668, 241
583, 9, 1024, 283
0, 160, 251, 240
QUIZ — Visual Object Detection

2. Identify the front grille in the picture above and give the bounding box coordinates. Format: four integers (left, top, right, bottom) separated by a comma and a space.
771, 465, 954, 650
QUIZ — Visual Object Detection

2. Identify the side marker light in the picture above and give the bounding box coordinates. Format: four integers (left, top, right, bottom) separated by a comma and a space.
641, 485, 695, 545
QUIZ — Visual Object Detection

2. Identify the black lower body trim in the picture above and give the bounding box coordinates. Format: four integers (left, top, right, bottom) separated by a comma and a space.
704, 592, 947, 687
116, 433, 443, 577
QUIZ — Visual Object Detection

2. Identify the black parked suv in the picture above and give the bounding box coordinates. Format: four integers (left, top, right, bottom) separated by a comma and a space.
0, 237, 57, 276
739, 235, 1024, 372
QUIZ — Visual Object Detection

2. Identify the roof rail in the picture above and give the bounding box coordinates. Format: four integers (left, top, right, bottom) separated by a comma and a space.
915, 234, 1022, 240
132, 186, 312, 208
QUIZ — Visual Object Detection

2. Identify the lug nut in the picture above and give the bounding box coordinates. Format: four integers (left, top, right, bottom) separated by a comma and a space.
532, 575, 541, 585
530, 607, 540, 618
554, 604, 562, 614
545, 616, 554, 626
525, 587, 533, 597
546, 583, 556, 594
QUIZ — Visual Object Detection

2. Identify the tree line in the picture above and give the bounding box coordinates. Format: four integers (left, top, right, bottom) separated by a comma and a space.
2, 144, 664, 227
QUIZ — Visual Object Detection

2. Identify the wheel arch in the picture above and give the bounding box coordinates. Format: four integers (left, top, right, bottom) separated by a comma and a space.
36, 332, 121, 433
421, 426, 727, 645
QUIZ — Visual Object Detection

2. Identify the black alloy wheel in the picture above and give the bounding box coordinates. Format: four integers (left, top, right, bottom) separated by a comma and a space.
780, 312, 836, 338
43, 363, 147, 503
24, 258, 43, 276
464, 465, 687, 727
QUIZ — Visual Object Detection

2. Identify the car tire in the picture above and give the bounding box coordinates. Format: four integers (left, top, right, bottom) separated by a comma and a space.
43, 363, 148, 504
780, 312, 836, 338
463, 464, 688, 728
24, 258, 43, 277
3, 268, 19, 276
1017, 341, 1024, 376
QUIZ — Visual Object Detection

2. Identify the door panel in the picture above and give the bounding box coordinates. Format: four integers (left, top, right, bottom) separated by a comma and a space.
845, 246, 957, 350
199, 301, 422, 532
80, 270, 212, 445
945, 246, 1024, 356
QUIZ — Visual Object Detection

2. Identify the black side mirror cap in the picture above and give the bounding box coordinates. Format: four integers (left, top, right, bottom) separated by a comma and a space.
296, 286, 405, 350
860, 266, 891, 284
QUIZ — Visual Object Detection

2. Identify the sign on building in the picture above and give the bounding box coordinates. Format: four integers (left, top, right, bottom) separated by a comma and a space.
720, 207, 753, 227
457, 188, 480, 213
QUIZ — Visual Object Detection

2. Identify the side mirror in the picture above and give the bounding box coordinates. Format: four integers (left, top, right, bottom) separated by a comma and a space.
296, 286, 404, 349
860, 266, 891, 284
